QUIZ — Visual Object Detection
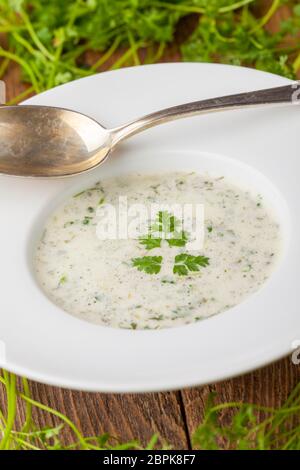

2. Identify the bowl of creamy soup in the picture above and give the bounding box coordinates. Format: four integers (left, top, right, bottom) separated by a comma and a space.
34, 164, 282, 330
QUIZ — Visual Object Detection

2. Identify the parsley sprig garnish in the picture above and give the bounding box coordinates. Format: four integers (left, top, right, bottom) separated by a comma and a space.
132, 211, 209, 276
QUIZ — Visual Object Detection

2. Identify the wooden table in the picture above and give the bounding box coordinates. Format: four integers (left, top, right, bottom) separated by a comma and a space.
1, 4, 299, 448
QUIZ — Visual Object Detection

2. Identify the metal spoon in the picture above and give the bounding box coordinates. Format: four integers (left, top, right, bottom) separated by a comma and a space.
0, 83, 298, 177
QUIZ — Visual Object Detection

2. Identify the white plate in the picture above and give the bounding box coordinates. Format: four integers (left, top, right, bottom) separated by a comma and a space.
1, 63, 299, 392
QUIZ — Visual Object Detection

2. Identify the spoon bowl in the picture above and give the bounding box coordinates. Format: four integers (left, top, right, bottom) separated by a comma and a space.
0, 105, 111, 177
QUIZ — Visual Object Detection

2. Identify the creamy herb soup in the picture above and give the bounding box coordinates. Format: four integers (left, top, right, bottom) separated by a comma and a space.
34, 172, 281, 329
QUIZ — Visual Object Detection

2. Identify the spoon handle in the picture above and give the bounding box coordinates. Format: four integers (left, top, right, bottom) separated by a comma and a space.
112, 83, 299, 144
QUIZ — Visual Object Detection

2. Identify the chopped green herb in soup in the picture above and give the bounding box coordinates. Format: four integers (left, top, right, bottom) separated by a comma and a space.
34, 172, 282, 329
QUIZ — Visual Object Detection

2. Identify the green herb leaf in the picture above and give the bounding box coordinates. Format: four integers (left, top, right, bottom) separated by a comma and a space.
173, 254, 210, 276
139, 235, 162, 250
167, 230, 188, 247
151, 211, 179, 237
132, 256, 162, 274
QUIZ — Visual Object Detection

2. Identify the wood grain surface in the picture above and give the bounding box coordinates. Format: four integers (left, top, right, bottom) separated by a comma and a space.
0, 2, 299, 450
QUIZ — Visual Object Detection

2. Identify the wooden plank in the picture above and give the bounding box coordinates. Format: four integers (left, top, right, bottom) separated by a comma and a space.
29, 384, 189, 448
181, 357, 300, 448
2, 62, 28, 102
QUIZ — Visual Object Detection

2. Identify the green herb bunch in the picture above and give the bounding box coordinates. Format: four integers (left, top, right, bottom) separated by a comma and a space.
1, 1, 300, 105
182, 0, 300, 78
1, 370, 300, 449
193, 382, 300, 450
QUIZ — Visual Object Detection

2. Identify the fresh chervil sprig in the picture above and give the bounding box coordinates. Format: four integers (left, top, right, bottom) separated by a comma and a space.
132, 256, 162, 274
133, 211, 209, 276
173, 254, 210, 276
